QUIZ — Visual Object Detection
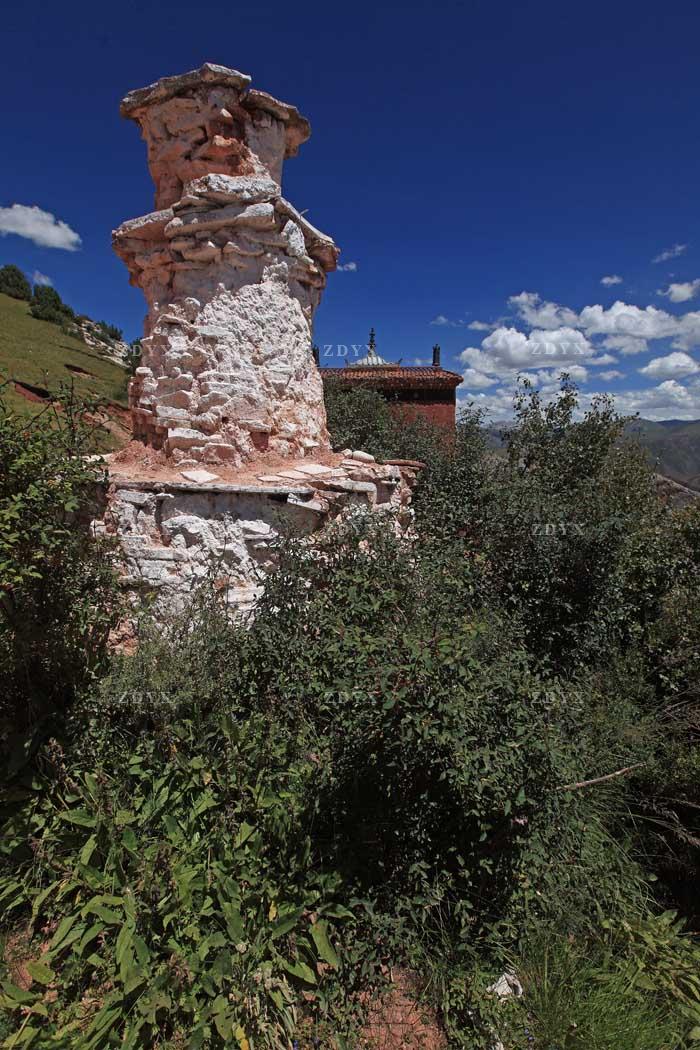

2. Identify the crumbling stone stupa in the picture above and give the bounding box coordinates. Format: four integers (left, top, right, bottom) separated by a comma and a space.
113, 63, 338, 466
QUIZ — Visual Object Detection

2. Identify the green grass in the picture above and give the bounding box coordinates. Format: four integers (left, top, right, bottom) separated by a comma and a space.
495, 934, 692, 1050
0, 292, 129, 416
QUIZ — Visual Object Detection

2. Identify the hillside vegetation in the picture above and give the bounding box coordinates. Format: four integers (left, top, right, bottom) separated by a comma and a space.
0, 293, 129, 417
627, 418, 700, 488
1, 379, 699, 1048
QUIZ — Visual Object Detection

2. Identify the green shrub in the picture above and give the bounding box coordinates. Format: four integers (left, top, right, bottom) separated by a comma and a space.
0, 714, 368, 1048
0, 384, 122, 742
95, 321, 123, 344
0, 265, 31, 302
1, 373, 698, 1046
29, 286, 74, 326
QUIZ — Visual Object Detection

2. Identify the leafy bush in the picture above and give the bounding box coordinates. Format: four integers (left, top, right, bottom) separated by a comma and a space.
0, 714, 367, 1049
0, 384, 122, 741
0, 265, 31, 302
29, 286, 74, 326
1, 374, 699, 1046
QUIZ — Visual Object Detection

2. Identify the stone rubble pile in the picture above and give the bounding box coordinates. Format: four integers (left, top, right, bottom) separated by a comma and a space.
113, 63, 338, 466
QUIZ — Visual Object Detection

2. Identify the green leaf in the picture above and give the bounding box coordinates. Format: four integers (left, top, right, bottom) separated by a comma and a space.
77, 922, 105, 956
283, 959, 316, 984
234, 822, 255, 848
79, 835, 97, 866
270, 909, 303, 940
0, 983, 36, 1005
122, 828, 138, 852
25, 960, 54, 986
115, 924, 134, 968
49, 913, 79, 952
310, 920, 340, 969
60, 808, 96, 828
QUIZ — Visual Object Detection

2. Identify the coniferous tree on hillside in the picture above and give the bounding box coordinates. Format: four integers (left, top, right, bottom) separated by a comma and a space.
0, 264, 31, 301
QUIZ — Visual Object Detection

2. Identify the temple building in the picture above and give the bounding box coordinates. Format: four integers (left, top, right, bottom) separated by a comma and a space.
320, 331, 463, 429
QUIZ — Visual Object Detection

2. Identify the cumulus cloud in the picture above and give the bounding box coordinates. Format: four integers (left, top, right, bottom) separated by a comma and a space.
467, 319, 499, 332
508, 291, 579, 330
639, 351, 700, 380
456, 285, 700, 417
508, 292, 700, 351
458, 326, 594, 391
653, 243, 687, 263
337, 261, 358, 272
601, 379, 700, 420
462, 377, 700, 423
579, 300, 679, 342
601, 335, 649, 355
481, 325, 593, 368
461, 368, 499, 389
601, 274, 623, 286
32, 270, 52, 286
658, 279, 700, 303
430, 314, 468, 327
0, 204, 81, 250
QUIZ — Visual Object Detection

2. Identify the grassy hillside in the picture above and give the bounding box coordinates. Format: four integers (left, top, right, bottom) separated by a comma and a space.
0, 292, 129, 420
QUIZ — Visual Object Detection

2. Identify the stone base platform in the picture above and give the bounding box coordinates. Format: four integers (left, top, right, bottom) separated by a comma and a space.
92, 452, 419, 616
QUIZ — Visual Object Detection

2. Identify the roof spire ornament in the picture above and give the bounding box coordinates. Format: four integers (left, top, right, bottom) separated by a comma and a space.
368, 327, 376, 352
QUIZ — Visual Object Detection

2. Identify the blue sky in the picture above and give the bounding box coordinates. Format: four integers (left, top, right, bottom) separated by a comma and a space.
2, 0, 700, 419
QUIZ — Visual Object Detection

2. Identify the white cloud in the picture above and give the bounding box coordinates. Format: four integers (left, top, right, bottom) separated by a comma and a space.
508, 291, 579, 330
456, 286, 700, 419
481, 325, 593, 368
32, 270, 52, 286
601, 379, 700, 420
601, 274, 623, 286
658, 279, 700, 303
601, 335, 649, 355
462, 378, 700, 423
0, 204, 81, 250
430, 314, 468, 327
461, 368, 499, 389
653, 243, 687, 263
467, 319, 497, 331
458, 326, 594, 392
564, 364, 589, 382
639, 351, 700, 380
337, 261, 358, 272
579, 300, 680, 342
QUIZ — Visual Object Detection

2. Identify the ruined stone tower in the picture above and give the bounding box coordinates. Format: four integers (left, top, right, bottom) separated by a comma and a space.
113, 63, 339, 466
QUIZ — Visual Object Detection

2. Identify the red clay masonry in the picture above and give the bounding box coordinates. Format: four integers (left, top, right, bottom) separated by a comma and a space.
321, 342, 463, 430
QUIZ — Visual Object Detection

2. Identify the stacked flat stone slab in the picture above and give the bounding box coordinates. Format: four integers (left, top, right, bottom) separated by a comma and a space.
113, 63, 339, 466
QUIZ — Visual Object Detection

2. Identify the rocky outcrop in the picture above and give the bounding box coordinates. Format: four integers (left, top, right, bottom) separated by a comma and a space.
113, 64, 339, 466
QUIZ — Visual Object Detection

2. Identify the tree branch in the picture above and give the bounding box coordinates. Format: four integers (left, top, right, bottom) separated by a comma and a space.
557, 762, 645, 792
